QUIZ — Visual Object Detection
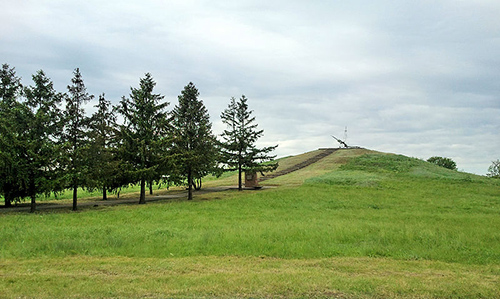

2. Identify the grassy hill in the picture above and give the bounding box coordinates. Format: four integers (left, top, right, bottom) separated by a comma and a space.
1, 149, 499, 298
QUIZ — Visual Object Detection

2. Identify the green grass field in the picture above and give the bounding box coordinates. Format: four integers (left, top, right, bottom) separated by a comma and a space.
1, 149, 499, 298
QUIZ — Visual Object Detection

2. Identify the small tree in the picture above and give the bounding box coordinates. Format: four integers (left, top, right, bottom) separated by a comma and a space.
220, 95, 278, 190
171, 82, 218, 200
487, 160, 500, 179
87, 94, 119, 200
62, 68, 94, 211
427, 156, 457, 170
116, 73, 170, 204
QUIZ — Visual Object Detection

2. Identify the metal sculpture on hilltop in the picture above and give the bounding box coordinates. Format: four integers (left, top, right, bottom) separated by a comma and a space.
331, 135, 349, 148
331, 127, 360, 149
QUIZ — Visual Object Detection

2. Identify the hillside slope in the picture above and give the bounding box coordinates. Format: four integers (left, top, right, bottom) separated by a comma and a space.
1, 148, 499, 298
259, 148, 491, 187
259, 148, 381, 186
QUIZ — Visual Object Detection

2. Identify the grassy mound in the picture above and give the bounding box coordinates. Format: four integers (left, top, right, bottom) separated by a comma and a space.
305, 152, 489, 186
1, 149, 499, 298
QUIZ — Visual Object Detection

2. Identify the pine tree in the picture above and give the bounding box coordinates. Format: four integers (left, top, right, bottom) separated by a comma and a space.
0, 64, 22, 108
171, 82, 218, 200
22, 70, 64, 212
116, 73, 170, 204
87, 93, 119, 200
0, 64, 25, 207
220, 95, 278, 190
63, 68, 94, 211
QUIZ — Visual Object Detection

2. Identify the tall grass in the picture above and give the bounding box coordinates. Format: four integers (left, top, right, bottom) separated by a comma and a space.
2, 170, 499, 265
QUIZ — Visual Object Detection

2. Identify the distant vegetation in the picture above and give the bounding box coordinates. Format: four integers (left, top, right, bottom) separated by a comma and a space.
426, 156, 457, 170
488, 159, 500, 178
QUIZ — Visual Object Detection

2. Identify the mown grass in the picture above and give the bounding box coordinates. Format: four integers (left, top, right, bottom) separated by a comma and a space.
1, 256, 498, 298
1, 151, 499, 298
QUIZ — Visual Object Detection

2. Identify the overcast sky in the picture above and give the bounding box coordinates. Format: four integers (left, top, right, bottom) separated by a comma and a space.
2, 0, 499, 175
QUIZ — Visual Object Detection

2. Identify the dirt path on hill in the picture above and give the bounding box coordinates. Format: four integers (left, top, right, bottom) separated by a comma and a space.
260, 148, 338, 181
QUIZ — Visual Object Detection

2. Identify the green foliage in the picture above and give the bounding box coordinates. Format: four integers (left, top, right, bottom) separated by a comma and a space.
21, 70, 65, 212
487, 160, 500, 179
0, 67, 64, 212
171, 82, 218, 200
62, 68, 94, 210
116, 73, 170, 204
0, 64, 25, 207
86, 94, 121, 200
0, 63, 23, 107
219, 95, 278, 190
427, 156, 457, 170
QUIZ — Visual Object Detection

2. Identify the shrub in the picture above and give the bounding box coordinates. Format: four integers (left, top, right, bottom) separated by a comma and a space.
427, 156, 457, 170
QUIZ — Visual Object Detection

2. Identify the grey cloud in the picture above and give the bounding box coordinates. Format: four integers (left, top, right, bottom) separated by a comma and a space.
1, 0, 499, 174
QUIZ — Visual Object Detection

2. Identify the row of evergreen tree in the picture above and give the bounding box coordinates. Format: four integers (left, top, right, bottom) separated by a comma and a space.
0, 64, 278, 212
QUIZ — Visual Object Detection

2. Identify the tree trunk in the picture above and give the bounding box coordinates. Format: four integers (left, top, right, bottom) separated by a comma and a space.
238, 164, 243, 191
72, 184, 78, 211
187, 169, 193, 200
30, 195, 36, 213
139, 178, 146, 204
5, 195, 12, 208
103, 186, 107, 201
149, 182, 153, 195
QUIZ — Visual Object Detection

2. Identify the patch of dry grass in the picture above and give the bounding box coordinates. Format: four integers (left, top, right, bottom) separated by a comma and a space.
1, 256, 498, 298
261, 148, 380, 186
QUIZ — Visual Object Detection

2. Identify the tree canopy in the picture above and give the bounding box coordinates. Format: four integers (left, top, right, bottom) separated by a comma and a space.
0, 63, 280, 210
487, 160, 500, 179
427, 156, 457, 170
219, 95, 278, 190
87, 93, 120, 200
62, 68, 94, 211
116, 73, 170, 204
171, 82, 218, 200
22, 70, 64, 212
0, 64, 25, 207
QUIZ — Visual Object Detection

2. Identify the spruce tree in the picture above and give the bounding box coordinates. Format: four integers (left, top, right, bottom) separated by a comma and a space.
220, 95, 278, 190
22, 70, 64, 212
0, 64, 22, 108
88, 93, 119, 200
171, 82, 217, 200
0, 64, 25, 207
116, 73, 170, 204
63, 68, 93, 211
